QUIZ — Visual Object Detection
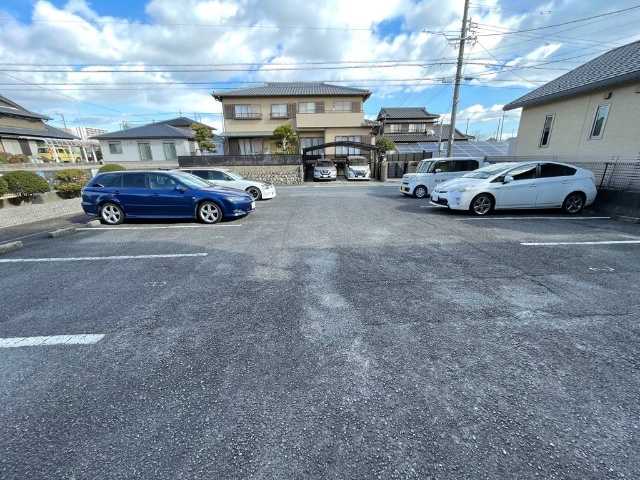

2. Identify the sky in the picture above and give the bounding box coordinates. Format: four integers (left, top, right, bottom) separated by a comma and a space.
1, 0, 640, 140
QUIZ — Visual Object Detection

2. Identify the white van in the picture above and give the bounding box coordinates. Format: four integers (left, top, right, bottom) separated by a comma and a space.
400, 157, 488, 198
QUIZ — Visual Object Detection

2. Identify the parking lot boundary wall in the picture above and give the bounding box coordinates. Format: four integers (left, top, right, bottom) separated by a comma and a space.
0, 197, 83, 228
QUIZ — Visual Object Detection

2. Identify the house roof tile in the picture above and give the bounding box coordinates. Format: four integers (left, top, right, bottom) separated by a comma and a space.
91, 122, 195, 140
213, 82, 371, 101
0, 94, 51, 121
376, 107, 439, 120
504, 40, 640, 110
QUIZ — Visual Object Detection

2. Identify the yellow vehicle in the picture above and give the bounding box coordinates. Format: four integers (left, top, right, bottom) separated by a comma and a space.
36, 146, 81, 163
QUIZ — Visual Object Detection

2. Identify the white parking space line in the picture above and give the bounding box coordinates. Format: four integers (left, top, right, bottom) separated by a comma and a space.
77, 225, 242, 231
522, 240, 640, 246
457, 216, 610, 221
0, 334, 105, 349
0, 253, 208, 263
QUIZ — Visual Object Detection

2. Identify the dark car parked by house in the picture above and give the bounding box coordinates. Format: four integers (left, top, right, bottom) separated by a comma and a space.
81, 170, 255, 225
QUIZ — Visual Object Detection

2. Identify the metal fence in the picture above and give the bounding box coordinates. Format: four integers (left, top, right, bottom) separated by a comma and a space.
484, 155, 640, 192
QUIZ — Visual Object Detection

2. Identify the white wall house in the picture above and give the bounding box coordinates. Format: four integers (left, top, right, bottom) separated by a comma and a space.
504, 41, 640, 159
93, 117, 220, 163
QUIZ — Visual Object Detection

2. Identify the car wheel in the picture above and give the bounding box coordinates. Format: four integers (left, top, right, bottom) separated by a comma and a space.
100, 202, 124, 225
470, 194, 494, 216
197, 201, 222, 224
75, 157, 81, 162
246, 186, 262, 201
414, 185, 428, 198
562, 192, 585, 214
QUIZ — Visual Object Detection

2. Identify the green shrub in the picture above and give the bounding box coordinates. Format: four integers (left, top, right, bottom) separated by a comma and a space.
3, 170, 50, 201
55, 169, 91, 198
56, 182, 85, 198
98, 163, 126, 173
0, 176, 8, 196
55, 168, 91, 184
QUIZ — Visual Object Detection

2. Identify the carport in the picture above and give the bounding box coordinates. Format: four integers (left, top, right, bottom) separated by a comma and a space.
301, 141, 384, 181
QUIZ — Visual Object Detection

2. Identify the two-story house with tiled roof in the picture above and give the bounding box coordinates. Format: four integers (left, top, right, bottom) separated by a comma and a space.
92, 117, 222, 163
212, 82, 373, 157
0, 94, 78, 158
504, 40, 640, 157
375, 107, 474, 149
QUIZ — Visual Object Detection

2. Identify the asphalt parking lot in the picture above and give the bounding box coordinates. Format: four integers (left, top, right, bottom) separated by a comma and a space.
1, 183, 639, 479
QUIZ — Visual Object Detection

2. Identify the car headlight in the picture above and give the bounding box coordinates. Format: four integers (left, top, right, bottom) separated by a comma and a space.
224, 196, 248, 202
450, 186, 475, 192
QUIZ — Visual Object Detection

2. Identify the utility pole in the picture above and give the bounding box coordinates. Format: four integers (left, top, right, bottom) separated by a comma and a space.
447, 0, 471, 157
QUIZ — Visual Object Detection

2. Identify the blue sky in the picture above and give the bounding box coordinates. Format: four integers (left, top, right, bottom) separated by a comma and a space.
1, 0, 640, 140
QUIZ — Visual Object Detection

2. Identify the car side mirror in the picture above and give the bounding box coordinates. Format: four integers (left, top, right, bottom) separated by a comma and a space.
503, 175, 514, 184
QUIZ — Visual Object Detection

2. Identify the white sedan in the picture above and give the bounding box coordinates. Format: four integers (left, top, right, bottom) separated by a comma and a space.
179, 168, 276, 200
430, 161, 597, 215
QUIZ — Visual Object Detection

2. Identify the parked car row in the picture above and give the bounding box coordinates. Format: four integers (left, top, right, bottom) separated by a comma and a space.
81, 168, 276, 225
80, 159, 598, 225
398, 157, 596, 215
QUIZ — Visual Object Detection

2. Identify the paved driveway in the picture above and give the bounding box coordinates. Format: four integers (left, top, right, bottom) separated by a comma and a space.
1, 184, 639, 479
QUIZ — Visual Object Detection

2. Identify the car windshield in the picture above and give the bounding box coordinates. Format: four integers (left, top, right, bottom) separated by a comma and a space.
225, 170, 244, 180
415, 160, 434, 173
349, 158, 368, 166
316, 161, 334, 167
171, 172, 216, 189
461, 163, 515, 179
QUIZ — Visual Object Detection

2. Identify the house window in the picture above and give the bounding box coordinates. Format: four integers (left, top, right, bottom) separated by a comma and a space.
389, 124, 401, 133
138, 142, 152, 160
408, 124, 424, 133
163, 142, 177, 160
109, 142, 123, 154
333, 101, 351, 112
589, 105, 610, 139
299, 102, 324, 113
271, 104, 288, 118
300, 137, 324, 155
234, 104, 261, 118
539, 114, 555, 147
238, 139, 261, 155
335, 136, 362, 155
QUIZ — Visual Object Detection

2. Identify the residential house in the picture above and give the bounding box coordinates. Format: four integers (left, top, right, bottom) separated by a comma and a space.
212, 82, 373, 157
375, 107, 474, 150
503, 40, 640, 157
92, 117, 222, 163
0, 94, 79, 159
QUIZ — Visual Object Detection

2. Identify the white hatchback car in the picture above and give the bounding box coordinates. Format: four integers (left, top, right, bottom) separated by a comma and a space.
430, 161, 597, 215
400, 157, 488, 198
179, 168, 276, 200
346, 155, 371, 181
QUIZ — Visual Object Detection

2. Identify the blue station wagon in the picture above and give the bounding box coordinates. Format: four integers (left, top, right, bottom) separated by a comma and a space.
81, 170, 255, 225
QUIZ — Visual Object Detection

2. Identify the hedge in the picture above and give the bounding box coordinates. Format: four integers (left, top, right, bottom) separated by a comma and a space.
3, 170, 50, 201
55, 168, 92, 198
0, 176, 8, 196
98, 164, 126, 173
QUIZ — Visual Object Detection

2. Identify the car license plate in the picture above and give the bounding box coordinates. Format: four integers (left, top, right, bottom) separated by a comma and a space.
431, 193, 438, 201
251, 201, 255, 209
401, 186, 408, 192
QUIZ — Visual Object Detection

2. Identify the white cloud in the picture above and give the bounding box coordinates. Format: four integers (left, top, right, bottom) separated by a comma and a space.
0, 0, 638, 135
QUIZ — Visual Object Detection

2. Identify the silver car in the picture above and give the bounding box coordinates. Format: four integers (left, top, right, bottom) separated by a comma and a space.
313, 160, 337, 181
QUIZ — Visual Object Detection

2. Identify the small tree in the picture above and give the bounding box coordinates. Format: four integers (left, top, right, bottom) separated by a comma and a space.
273, 124, 297, 154
55, 168, 91, 198
376, 137, 396, 153
98, 164, 126, 173
191, 123, 217, 153
3, 170, 50, 202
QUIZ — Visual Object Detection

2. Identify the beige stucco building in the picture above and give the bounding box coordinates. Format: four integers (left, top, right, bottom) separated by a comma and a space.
504, 41, 640, 158
212, 83, 374, 156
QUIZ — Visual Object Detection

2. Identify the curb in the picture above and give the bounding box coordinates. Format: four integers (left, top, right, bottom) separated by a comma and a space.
0, 241, 23, 254
48, 226, 77, 238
